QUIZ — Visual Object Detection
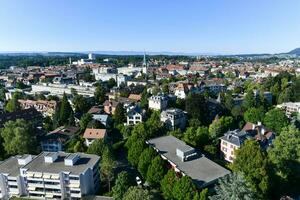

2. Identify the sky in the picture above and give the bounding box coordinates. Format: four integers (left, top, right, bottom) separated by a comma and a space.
0, 0, 300, 54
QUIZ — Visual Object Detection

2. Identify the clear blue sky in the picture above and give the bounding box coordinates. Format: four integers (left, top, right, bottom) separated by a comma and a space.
0, 0, 300, 54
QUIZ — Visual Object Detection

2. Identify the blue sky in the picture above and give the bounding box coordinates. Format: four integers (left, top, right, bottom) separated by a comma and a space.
0, 0, 300, 54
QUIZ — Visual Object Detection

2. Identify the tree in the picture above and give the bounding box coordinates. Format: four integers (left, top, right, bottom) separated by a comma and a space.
231, 105, 243, 120
112, 171, 133, 200
5, 97, 20, 112
232, 140, 269, 198
86, 139, 107, 156
161, 170, 179, 200
209, 173, 256, 200
162, 84, 169, 94
100, 148, 116, 192
140, 89, 150, 109
94, 84, 106, 104
243, 107, 265, 124
15, 81, 27, 89
264, 108, 288, 134
243, 91, 256, 110
123, 186, 154, 200
73, 94, 91, 114
209, 116, 234, 140
268, 125, 300, 196
199, 188, 209, 200
79, 113, 93, 131
107, 78, 116, 89
113, 103, 125, 125
0, 119, 37, 155
278, 87, 294, 104
146, 156, 167, 186
185, 93, 207, 123
138, 148, 157, 178
184, 126, 209, 148
172, 176, 196, 200
58, 93, 74, 126
73, 140, 86, 152
127, 140, 146, 166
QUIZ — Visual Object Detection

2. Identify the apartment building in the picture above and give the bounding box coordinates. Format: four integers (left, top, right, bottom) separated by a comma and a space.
0, 152, 100, 199
277, 102, 300, 118
148, 94, 168, 111
160, 108, 186, 130
126, 106, 144, 126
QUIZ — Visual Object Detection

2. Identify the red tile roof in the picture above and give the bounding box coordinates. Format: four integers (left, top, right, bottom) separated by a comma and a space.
83, 128, 107, 139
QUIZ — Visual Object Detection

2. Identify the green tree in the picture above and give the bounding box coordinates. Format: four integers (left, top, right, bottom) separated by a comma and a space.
185, 93, 206, 123
112, 171, 133, 200
268, 125, 300, 196
209, 116, 234, 140
278, 87, 294, 104
138, 148, 157, 178
73, 140, 86, 152
140, 89, 150, 109
162, 84, 169, 94
94, 84, 106, 104
146, 156, 167, 186
160, 170, 179, 200
172, 176, 196, 200
5, 97, 20, 112
86, 139, 107, 156
199, 188, 209, 200
127, 140, 146, 166
73, 94, 91, 113
107, 78, 116, 89
79, 113, 93, 131
263, 108, 288, 134
0, 119, 37, 155
243, 91, 256, 110
232, 140, 269, 198
100, 148, 116, 192
209, 173, 256, 200
123, 186, 154, 200
58, 93, 74, 126
243, 107, 265, 124
184, 126, 209, 148
113, 103, 125, 125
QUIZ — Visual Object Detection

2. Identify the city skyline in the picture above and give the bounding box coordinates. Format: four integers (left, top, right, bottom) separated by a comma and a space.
1, 0, 300, 54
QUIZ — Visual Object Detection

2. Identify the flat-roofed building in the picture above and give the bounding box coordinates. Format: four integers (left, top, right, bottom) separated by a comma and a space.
147, 135, 230, 188
0, 152, 100, 199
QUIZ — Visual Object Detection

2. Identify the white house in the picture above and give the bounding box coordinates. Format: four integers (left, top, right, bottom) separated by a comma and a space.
160, 108, 186, 130
148, 94, 168, 111
126, 106, 144, 126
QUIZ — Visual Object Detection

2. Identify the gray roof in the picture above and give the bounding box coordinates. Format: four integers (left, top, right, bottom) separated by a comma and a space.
23, 152, 100, 175
83, 196, 113, 200
147, 135, 230, 188
220, 130, 250, 146
0, 155, 32, 177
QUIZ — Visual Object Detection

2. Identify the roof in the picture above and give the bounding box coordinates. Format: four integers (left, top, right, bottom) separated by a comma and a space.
128, 94, 141, 101
83, 196, 113, 200
88, 106, 102, 114
147, 135, 230, 188
23, 152, 100, 175
83, 128, 107, 139
0, 155, 31, 177
220, 130, 250, 147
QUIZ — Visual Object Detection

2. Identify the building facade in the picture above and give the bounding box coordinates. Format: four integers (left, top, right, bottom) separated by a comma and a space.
160, 108, 186, 130
148, 95, 168, 111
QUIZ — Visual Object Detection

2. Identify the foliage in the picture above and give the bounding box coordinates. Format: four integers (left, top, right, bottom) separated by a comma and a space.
146, 156, 167, 186
263, 108, 288, 134
160, 170, 179, 200
113, 103, 126, 125
55, 93, 74, 126
94, 84, 106, 104
209, 173, 256, 200
86, 138, 107, 156
100, 148, 116, 192
123, 186, 154, 200
5, 96, 20, 112
185, 93, 207, 124
79, 113, 93, 131
112, 171, 134, 200
184, 126, 209, 148
242, 91, 256, 110
232, 140, 269, 198
73, 94, 92, 114
172, 176, 196, 200
209, 116, 234, 140
138, 148, 157, 178
0, 119, 38, 155
243, 107, 265, 124
127, 140, 146, 166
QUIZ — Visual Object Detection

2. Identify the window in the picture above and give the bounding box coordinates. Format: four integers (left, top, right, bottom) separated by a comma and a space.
222, 141, 227, 146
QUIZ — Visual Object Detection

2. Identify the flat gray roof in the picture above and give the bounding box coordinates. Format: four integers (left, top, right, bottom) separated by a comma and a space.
147, 135, 230, 188
23, 152, 100, 175
0, 156, 27, 177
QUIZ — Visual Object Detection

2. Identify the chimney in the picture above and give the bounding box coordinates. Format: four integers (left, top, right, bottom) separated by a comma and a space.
257, 121, 262, 126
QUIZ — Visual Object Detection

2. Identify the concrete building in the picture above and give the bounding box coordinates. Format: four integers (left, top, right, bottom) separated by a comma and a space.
0, 152, 100, 199
160, 108, 186, 130
126, 106, 144, 126
277, 102, 300, 118
148, 94, 168, 111
18, 99, 57, 117
147, 136, 230, 188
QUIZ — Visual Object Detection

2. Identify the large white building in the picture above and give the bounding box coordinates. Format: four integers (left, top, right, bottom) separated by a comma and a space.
148, 95, 168, 111
277, 102, 300, 118
31, 83, 96, 98
0, 152, 100, 199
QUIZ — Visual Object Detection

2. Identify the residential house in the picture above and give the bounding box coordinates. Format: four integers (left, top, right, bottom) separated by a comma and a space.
148, 94, 168, 111
126, 106, 144, 126
83, 128, 107, 146
160, 108, 186, 130
18, 99, 57, 117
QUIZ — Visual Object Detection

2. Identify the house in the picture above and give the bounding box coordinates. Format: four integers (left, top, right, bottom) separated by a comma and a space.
147, 135, 230, 188
126, 106, 144, 126
18, 99, 57, 117
128, 94, 142, 102
0, 152, 100, 199
41, 126, 79, 152
148, 94, 168, 110
103, 100, 119, 115
160, 108, 186, 130
83, 128, 107, 146
220, 122, 275, 163
174, 83, 190, 99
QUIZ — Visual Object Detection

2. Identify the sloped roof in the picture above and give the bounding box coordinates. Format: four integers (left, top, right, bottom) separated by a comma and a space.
83, 128, 107, 139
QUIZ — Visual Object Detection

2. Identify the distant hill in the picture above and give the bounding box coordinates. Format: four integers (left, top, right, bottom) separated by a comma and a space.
287, 48, 300, 55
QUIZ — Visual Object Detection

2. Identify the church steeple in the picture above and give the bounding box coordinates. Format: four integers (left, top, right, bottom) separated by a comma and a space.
143, 52, 147, 66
